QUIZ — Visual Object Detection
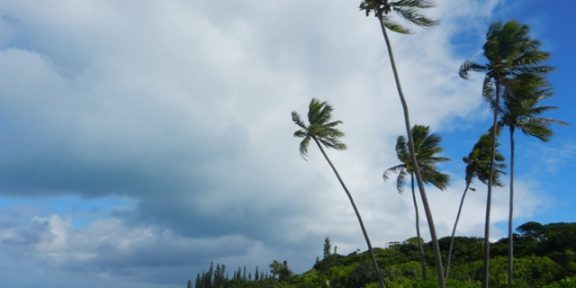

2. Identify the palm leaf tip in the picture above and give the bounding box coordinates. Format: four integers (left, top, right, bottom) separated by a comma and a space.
395, 7, 438, 28
382, 16, 412, 34
299, 137, 310, 160
291, 111, 306, 129
459, 61, 485, 79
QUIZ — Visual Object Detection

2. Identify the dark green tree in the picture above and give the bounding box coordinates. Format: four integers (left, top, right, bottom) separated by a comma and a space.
459, 20, 553, 288
269, 260, 293, 282
323, 237, 332, 259
384, 125, 449, 281
445, 133, 505, 279
358, 1, 445, 286
292, 98, 385, 288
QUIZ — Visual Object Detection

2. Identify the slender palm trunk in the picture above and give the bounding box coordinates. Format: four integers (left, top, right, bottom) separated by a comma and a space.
411, 173, 427, 281
484, 82, 501, 288
312, 137, 386, 288
445, 180, 472, 279
378, 18, 445, 288
508, 126, 515, 287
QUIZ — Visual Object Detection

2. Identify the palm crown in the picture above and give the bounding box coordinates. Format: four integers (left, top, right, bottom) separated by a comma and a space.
359, 0, 438, 34
384, 125, 449, 192
500, 73, 566, 141
459, 21, 553, 107
292, 99, 346, 159
463, 133, 505, 187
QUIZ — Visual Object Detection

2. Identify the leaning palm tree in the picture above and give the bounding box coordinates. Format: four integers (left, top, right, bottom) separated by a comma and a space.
459, 20, 552, 288
292, 98, 386, 288
500, 72, 565, 286
445, 133, 505, 279
358, 2, 445, 286
384, 125, 449, 281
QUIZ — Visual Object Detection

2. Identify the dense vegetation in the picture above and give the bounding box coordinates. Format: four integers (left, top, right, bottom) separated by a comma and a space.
189, 222, 576, 288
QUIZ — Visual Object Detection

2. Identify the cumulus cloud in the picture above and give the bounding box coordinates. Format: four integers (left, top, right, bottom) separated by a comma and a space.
0, 0, 551, 287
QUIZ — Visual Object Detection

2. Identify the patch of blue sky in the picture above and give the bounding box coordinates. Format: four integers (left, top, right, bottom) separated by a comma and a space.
0, 195, 137, 229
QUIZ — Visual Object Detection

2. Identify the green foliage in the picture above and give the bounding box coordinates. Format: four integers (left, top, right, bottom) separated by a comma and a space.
270, 260, 293, 282
189, 222, 576, 287
384, 125, 450, 192
323, 237, 332, 260
359, 0, 438, 34
543, 277, 576, 288
292, 98, 346, 159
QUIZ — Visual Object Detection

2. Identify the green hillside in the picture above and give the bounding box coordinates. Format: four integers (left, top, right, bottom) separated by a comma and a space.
189, 222, 576, 288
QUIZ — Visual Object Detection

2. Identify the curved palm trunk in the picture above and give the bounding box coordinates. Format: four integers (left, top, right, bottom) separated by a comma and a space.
445, 180, 472, 279
312, 137, 386, 288
484, 83, 501, 288
378, 18, 446, 288
411, 173, 428, 281
507, 126, 515, 287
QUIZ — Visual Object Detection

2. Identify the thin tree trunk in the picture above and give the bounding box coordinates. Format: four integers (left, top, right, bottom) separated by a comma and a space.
411, 173, 427, 281
378, 18, 445, 288
312, 137, 386, 288
508, 126, 515, 287
484, 82, 501, 288
445, 180, 472, 279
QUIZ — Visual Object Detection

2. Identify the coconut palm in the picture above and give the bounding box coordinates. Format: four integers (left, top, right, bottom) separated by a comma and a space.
292, 98, 386, 288
445, 134, 505, 279
499, 72, 565, 286
358, 2, 445, 286
384, 125, 449, 281
458, 20, 552, 288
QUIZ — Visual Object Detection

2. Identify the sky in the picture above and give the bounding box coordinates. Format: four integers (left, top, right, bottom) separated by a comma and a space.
0, 0, 574, 287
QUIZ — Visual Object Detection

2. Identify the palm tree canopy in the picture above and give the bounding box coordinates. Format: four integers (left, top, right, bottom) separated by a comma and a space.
459, 20, 553, 107
359, 0, 438, 34
384, 125, 449, 192
463, 134, 506, 187
500, 73, 567, 142
292, 98, 346, 159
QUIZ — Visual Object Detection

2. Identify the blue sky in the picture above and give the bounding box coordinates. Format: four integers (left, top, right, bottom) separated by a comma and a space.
0, 1, 574, 287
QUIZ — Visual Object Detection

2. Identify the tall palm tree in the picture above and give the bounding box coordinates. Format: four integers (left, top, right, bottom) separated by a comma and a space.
445, 134, 505, 279
292, 98, 386, 288
384, 125, 449, 281
358, 2, 445, 286
459, 20, 552, 288
500, 72, 565, 286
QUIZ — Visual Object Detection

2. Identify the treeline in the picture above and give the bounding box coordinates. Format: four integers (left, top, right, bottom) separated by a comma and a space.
187, 221, 576, 288
189, 260, 292, 288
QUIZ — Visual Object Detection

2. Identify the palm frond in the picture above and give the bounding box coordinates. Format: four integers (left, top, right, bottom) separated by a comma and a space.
393, 7, 438, 28
294, 130, 308, 138
381, 15, 411, 34
299, 136, 311, 159
459, 61, 487, 79
517, 117, 568, 141
383, 164, 406, 181
422, 168, 449, 190
482, 75, 495, 104
394, 0, 436, 9
291, 111, 307, 129
396, 169, 408, 193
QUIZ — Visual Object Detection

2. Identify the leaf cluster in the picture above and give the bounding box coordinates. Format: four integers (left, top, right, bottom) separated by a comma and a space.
359, 0, 438, 34
292, 98, 346, 159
